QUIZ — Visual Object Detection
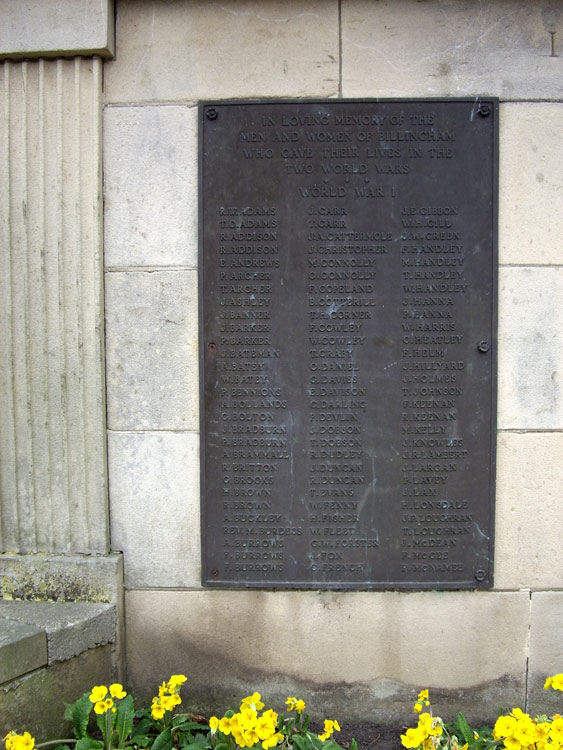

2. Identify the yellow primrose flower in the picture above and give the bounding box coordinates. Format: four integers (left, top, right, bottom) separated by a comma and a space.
94, 698, 113, 715
219, 716, 234, 735
494, 715, 517, 739
168, 674, 187, 688
109, 683, 127, 699
89, 685, 108, 703
414, 703, 422, 714
550, 721, 563, 745
232, 729, 246, 748
151, 702, 166, 720
286, 696, 306, 714
241, 692, 265, 711
240, 706, 258, 729
256, 716, 276, 741
318, 719, 340, 742
536, 723, 551, 742
262, 709, 279, 724
418, 689, 429, 702
209, 716, 220, 733
4, 733, 35, 750
243, 729, 260, 746
161, 694, 177, 712
401, 727, 425, 749
418, 713, 433, 729
158, 681, 170, 698
262, 732, 284, 749
515, 720, 537, 747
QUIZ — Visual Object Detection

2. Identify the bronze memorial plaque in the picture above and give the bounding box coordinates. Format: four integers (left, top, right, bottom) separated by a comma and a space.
199, 99, 497, 589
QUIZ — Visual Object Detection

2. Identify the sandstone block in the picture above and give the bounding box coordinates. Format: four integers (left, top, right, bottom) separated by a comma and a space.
108, 432, 200, 588
104, 0, 339, 103
500, 103, 563, 265
342, 1, 563, 99
528, 592, 563, 716
125, 589, 529, 722
105, 270, 199, 431
104, 105, 198, 268
498, 267, 563, 429
495, 433, 563, 588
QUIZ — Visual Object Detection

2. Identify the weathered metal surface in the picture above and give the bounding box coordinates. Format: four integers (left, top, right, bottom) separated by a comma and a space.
199, 99, 498, 589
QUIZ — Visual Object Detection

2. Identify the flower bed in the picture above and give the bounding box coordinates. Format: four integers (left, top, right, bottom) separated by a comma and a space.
4, 674, 563, 750
3, 678, 353, 750
399, 676, 563, 750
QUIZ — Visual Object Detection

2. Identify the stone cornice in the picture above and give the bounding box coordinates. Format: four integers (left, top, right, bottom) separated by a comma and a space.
0, 0, 115, 59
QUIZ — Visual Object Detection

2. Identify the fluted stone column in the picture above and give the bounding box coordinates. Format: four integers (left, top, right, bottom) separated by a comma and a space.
0, 0, 117, 592
0, 56, 108, 555
0, 6, 123, 723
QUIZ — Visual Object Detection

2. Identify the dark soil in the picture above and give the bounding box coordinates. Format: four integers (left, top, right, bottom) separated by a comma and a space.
183, 715, 405, 750
336, 723, 404, 750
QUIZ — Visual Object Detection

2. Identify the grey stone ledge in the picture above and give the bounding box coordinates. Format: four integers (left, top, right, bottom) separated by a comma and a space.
0, 553, 123, 604
0, 616, 48, 684
0, 601, 116, 672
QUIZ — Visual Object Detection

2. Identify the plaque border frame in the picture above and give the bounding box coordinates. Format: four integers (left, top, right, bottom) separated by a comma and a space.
198, 98, 499, 591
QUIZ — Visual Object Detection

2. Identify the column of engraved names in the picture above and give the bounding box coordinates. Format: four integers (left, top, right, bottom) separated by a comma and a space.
306, 204, 386, 577
216, 205, 289, 578
399, 201, 470, 578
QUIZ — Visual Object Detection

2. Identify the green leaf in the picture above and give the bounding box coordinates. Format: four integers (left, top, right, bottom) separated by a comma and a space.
214, 743, 230, 750
75, 739, 103, 750
70, 693, 93, 740
131, 729, 154, 750
95, 713, 106, 738
172, 719, 208, 731
457, 712, 475, 744
115, 695, 135, 747
302, 714, 311, 732
316, 740, 341, 750
292, 734, 315, 750
132, 717, 157, 740
350, 740, 358, 750
151, 728, 173, 750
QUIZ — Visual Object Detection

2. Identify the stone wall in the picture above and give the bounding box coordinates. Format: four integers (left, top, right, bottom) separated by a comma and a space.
2, 0, 563, 728
102, 0, 563, 722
